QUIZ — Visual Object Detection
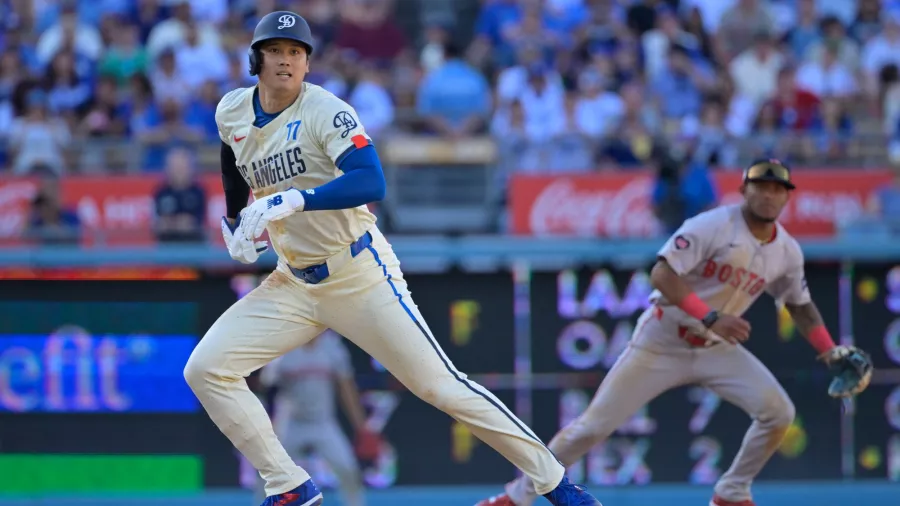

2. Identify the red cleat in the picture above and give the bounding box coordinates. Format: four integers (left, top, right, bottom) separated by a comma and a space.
475, 493, 518, 506
710, 495, 755, 506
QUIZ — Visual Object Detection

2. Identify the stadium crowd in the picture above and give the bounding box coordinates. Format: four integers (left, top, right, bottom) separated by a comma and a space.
3, 0, 900, 239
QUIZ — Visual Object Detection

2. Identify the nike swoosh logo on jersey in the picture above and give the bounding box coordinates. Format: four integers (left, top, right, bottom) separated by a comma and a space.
234, 135, 247, 142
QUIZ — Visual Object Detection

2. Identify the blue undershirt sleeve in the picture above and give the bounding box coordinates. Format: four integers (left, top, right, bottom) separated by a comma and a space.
299, 145, 386, 211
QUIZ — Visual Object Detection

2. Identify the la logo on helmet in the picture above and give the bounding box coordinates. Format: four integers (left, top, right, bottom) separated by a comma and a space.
278, 15, 295, 29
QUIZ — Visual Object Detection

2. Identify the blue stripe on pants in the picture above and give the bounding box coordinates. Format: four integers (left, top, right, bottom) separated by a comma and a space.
364, 245, 550, 450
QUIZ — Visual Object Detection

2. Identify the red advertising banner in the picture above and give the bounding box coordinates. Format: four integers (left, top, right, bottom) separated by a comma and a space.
510, 170, 894, 237
0, 174, 225, 246
0, 174, 379, 247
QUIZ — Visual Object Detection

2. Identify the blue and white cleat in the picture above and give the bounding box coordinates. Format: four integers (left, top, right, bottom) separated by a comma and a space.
260, 479, 323, 506
543, 475, 602, 506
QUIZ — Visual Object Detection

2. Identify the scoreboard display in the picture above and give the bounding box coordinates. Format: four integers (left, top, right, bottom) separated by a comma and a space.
1, 262, 898, 489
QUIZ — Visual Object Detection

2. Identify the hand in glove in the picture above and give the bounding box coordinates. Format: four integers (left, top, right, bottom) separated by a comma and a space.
222, 215, 268, 264
819, 345, 874, 398
240, 188, 305, 242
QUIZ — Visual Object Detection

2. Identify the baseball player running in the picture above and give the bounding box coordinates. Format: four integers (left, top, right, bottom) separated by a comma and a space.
252, 330, 373, 506
476, 160, 873, 506
182, 11, 601, 506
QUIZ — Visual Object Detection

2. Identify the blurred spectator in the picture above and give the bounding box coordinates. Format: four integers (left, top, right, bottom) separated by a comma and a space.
146, 0, 220, 60
416, 43, 491, 137
185, 80, 222, 142
79, 75, 127, 138
150, 48, 192, 105
651, 149, 718, 234
491, 99, 539, 171
420, 21, 452, 74
796, 41, 857, 99
785, 0, 820, 61
573, 0, 629, 63
642, 6, 700, 80
804, 16, 860, 72
881, 64, 900, 136
651, 44, 715, 120
681, 100, 738, 167
36, 2, 104, 65
500, 0, 564, 60
136, 0, 169, 43
866, 160, 900, 233
470, 0, 526, 68
544, 0, 590, 45
153, 147, 207, 242
816, 0, 857, 27
749, 101, 788, 159
716, 0, 775, 61
187, 0, 229, 25
9, 90, 71, 175
25, 172, 81, 245
221, 53, 257, 92
0, 47, 20, 165
43, 49, 93, 122
598, 81, 658, 166
851, 0, 884, 45
573, 67, 623, 140
767, 67, 821, 133
496, 43, 562, 103
138, 98, 203, 171
862, 10, 900, 95
345, 62, 395, 139
680, 0, 736, 35
729, 30, 785, 107
682, 6, 715, 62
99, 21, 148, 85
519, 63, 567, 142
810, 97, 853, 160
174, 22, 229, 91
334, 0, 407, 62
297, 0, 339, 51
555, 93, 595, 171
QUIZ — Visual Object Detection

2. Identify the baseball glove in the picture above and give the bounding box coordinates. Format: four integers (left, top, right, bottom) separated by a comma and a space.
820, 345, 874, 398
354, 428, 382, 462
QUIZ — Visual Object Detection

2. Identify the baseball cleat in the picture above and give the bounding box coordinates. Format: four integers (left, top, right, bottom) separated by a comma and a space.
710, 495, 755, 506
475, 493, 518, 505
260, 479, 323, 506
543, 476, 602, 506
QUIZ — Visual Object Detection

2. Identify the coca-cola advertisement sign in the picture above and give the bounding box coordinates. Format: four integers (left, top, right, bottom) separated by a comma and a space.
510, 170, 893, 237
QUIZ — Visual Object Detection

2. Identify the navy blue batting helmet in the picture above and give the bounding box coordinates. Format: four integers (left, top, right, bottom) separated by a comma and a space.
247, 11, 315, 76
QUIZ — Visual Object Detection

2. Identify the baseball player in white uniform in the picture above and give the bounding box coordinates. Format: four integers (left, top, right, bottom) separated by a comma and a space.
181, 11, 601, 506
477, 160, 873, 506
256, 330, 369, 506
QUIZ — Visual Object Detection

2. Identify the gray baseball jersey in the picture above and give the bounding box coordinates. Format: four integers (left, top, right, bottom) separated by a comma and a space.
644, 203, 811, 346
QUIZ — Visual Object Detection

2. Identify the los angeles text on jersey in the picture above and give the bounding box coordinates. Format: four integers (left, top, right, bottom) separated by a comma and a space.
238, 146, 307, 190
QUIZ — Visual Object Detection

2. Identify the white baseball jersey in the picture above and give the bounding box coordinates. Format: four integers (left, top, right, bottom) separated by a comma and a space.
215, 83, 377, 268
651, 204, 811, 323
260, 330, 354, 423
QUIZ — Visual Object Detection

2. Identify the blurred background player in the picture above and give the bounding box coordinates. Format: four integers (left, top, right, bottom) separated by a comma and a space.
476, 159, 873, 506
250, 329, 376, 506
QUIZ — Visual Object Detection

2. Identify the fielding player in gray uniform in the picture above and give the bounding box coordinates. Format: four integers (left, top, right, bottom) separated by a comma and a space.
476, 160, 873, 506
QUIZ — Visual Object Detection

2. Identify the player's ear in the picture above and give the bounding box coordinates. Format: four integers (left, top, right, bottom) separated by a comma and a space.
739, 183, 747, 196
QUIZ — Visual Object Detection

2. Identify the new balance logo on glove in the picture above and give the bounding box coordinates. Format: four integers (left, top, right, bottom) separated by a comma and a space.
266, 195, 284, 209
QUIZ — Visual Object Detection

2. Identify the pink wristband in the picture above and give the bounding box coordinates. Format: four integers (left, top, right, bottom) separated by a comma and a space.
678, 293, 711, 321
807, 325, 836, 354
